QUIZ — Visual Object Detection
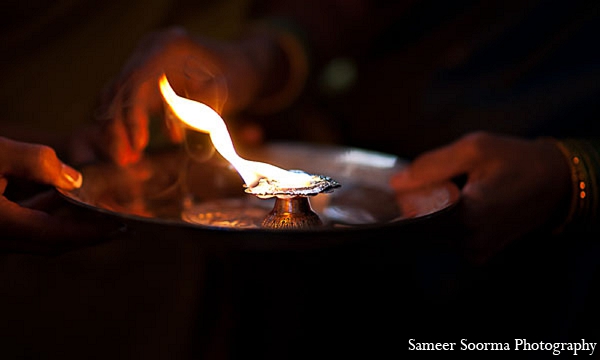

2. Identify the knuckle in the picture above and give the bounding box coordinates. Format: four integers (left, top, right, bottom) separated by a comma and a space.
453, 131, 496, 163
30, 145, 59, 172
35, 145, 57, 163
461, 131, 492, 152
462, 131, 490, 144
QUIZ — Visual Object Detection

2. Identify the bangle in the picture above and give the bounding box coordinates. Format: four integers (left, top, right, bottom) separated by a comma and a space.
553, 139, 600, 233
246, 18, 310, 114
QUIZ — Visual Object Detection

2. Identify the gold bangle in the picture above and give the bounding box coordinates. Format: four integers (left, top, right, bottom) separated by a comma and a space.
553, 139, 598, 233
553, 140, 579, 233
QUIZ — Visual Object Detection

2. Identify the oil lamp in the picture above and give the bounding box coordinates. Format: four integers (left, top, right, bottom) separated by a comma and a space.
158, 74, 340, 229
246, 172, 339, 229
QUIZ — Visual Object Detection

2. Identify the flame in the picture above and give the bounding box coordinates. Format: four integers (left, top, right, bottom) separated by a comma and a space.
158, 74, 313, 190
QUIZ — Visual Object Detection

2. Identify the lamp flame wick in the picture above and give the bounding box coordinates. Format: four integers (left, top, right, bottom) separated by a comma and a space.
159, 74, 318, 193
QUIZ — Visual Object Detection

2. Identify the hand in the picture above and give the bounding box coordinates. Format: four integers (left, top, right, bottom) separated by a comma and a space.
0, 137, 115, 253
86, 27, 274, 167
390, 132, 572, 265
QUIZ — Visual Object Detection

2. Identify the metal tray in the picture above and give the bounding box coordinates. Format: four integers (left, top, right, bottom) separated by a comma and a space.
58, 142, 460, 237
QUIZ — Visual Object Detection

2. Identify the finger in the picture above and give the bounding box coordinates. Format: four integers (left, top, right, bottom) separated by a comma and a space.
164, 110, 185, 144
0, 137, 82, 190
95, 79, 143, 166
102, 106, 141, 166
390, 140, 474, 190
125, 79, 154, 152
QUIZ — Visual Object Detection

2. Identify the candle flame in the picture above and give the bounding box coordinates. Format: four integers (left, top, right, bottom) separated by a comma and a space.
158, 74, 313, 191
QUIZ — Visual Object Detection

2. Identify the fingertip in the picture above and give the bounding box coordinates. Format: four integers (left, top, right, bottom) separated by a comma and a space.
104, 120, 142, 166
61, 164, 83, 189
113, 149, 142, 167
134, 129, 149, 152
114, 153, 134, 167
127, 150, 142, 164
168, 123, 184, 144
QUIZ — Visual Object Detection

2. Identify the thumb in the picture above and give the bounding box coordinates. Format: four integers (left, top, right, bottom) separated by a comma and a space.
0, 137, 82, 190
391, 140, 472, 190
